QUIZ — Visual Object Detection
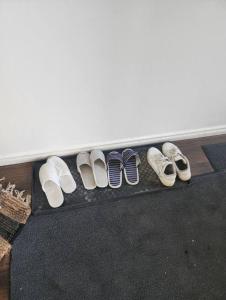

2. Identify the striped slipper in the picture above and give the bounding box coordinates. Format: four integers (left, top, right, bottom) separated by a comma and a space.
107, 152, 123, 189
122, 149, 140, 185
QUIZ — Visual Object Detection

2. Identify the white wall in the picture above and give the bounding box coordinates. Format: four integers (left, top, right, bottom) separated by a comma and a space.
1, 0, 226, 164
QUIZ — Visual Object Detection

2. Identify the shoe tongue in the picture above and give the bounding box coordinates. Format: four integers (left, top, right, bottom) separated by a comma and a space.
163, 163, 174, 176
174, 154, 186, 164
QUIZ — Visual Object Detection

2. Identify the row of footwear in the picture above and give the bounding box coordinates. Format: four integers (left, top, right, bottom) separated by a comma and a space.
39, 148, 140, 207
77, 148, 140, 190
39, 143, 191, 208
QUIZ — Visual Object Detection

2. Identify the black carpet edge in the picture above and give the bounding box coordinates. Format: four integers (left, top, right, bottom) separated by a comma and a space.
202, 142, 226, 171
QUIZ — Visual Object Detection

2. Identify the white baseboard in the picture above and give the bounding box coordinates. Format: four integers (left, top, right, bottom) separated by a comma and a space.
1, 125, 226, 166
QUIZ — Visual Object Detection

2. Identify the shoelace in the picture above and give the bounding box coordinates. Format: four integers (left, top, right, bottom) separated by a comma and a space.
167, 149, 186, 162
156, 156, 172, 176
172, 152, 187, 163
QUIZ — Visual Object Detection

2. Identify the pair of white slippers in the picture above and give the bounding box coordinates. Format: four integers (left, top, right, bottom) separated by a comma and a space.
147, 142, 191, 187
39, 156, 76, 208
77, 150, 108, 190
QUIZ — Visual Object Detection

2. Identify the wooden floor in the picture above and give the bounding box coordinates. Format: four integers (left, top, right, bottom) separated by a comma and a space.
0, 134, 226, 300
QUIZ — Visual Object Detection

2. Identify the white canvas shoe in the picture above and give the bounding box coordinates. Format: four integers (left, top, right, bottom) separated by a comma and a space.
147, 147, 176, 187
162, 142, 191, 181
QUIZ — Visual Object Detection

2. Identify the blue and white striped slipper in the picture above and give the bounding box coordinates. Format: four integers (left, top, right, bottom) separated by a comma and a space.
122, 149, 140, 185
107, 152, 123, 189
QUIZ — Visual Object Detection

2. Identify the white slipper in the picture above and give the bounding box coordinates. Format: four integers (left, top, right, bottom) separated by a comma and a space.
39, 162, 64, 208
90, 150, 108, 188
48, 156, 76, 193
77, 152, 96, 190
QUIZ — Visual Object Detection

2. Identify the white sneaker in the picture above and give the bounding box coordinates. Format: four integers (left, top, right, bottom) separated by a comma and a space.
162, 142, 191, 181
147, 147, 176, 187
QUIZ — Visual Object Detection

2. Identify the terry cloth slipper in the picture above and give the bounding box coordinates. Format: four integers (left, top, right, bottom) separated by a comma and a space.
39, 162, 64, 208
47, 156, 76, 193
90, 150, 108, 188
77, 152, 96, 190
107, 151, 123, 189
122, 148, 140, 185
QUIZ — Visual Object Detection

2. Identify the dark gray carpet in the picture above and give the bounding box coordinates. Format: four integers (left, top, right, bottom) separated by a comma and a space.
32, 143, 186, 216
11, 171, 226, 300
202, 142, 226, 171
